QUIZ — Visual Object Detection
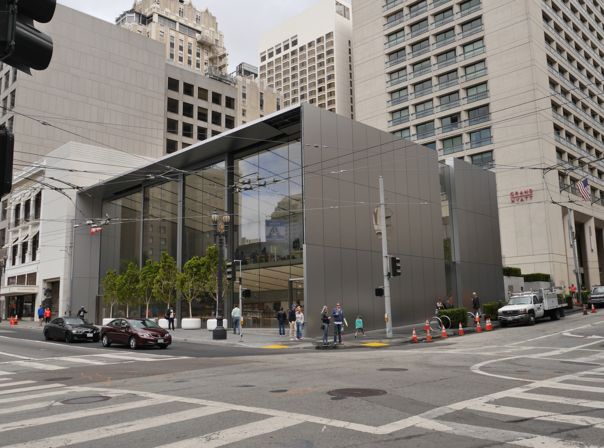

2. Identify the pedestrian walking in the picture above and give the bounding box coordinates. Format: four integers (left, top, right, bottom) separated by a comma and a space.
276, 307, 286, 336
166, 307, 175, 330
43, 307, 51, 323
471, 292, 481, 318
37, 305, 44, 326
288, 305, 296, 340
231, 304, 241, 335
320, 306, 330, 344
332, 302, 345, 344
295, 306, 304, 340
354, 315, 365, 338
76, 306, 87, 320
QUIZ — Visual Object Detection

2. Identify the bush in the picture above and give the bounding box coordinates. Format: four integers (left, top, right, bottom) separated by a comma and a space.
564, 295, 574, 309
523, 273, 551, 282
503, 267, 522, 277
483, 301, 504, 320
439, 307, 467, 327
581, 290, 590, 304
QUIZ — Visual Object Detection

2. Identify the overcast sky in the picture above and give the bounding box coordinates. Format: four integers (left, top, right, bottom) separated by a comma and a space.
57, 0, 322, 72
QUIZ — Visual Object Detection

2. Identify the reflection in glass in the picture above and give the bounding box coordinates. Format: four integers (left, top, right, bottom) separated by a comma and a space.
143, 182, 178, 261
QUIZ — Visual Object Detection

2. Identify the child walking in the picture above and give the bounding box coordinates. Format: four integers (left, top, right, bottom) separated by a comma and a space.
354, 315, 364, 338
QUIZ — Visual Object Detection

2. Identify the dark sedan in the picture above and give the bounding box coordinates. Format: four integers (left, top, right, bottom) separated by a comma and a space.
44, 317, 100, 343
101, 318, 171, 349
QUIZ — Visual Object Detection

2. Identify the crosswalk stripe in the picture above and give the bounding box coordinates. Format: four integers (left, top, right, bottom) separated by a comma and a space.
11, 361, 65, 371
0, 401, 64, 416
0, 351, 31, 360
90, 354, 165, 361
0, 380, 35, 389
8, 405, 226, 448
470, 402, 604, 427
0, 371, 11, 376
516, 392, 604, 409
0, 384, 64, 396
0, 389, 71, 405
0, 378, 11, 381
566, 376, 604, 383
0, 397, 170, 433
156, 416, 300, 448
538, 381, 604, 394
52, 357, 107, 365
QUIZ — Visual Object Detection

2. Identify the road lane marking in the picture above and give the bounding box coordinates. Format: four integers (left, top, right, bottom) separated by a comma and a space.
562, 332, 584, 338
52, 357, 107, 365
516, 391, 604, 408
509, 320, 604, 345
0, 401, 64, 416
0, 384, 64, 396
0, 371, 11, 376
10, 361, 65, 371
0, 389, 72, 405
538, 381, 604, 394
157, 416, 300, 448
0, 378, 11, 381
564, 376, 604, 383
8, 406, 226, 448
0, 380, 35, 389
0, 351, 31, 360
0, 397, 170, 433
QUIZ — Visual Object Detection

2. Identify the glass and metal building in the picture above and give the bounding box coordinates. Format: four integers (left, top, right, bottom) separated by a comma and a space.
74, 104, 502, 332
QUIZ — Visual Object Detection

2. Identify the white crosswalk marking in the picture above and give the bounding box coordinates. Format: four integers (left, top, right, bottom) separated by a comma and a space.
470, 402, 604, 427
52, 357, 106, 365
539, 380, 604, 393
516, 391, 604, 409
0, 388, 71, 405
157, 417, 300, 448
10, 361, 65, 371
0, 380, 35, 389
0, 384, 64, 396
0, 401, 64, 416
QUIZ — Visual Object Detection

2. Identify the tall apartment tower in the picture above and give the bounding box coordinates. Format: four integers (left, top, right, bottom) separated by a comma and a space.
116, 0, 228, 74
259, 0, 354, 118
353, 0, 604, 287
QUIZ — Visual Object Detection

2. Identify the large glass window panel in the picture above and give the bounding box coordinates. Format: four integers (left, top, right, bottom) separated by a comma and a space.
143, 182, 178, 261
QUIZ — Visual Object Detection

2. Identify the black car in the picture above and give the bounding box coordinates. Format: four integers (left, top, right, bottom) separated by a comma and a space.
44, 317, 100, 343
589, 286, 604, 308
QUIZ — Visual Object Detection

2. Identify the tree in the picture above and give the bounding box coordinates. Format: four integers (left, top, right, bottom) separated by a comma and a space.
177, 256, 205, 318
101, 270, 119, 318
139, 258, 160, 318
117, 262, 140, 317
199, 245, 229, 312
153, 251, 178, 314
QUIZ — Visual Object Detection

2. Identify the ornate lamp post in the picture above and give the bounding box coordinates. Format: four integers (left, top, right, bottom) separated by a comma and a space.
211, 210, 230, 340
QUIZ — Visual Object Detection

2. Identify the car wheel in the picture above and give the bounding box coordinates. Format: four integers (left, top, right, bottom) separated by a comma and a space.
65, 332, 73, 343
129, 337, 137, 350
158, 344, 168, 349
550, 310, 559, 321
101, 335, 111, 347
559, 308, 565, 318
92, 336, 100, 343
43, 330, 51, 341
528, 313, 536, 326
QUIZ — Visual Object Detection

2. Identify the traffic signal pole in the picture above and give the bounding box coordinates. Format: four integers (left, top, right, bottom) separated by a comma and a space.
379, 176, 393, 339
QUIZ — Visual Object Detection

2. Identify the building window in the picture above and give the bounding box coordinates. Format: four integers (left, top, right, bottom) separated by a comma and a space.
413, 79, 432, 96
197, 126, 207, 141
433, 8, 454, 25
167, 118, 178, 134
183, 82, 194, 96
464, 60, 486, 80
1, 199, 7, 221
212, 92, 222, 106
259, 92, 265, 110
466, 82, 488, 102
11, 244, 17, 266
412, 58, 431, 76
212, 130, 221, 137
225, 96, 235, 109
441, 113, 460, 132
167, 77, 179, 92
167, 97, 179, 114
442, 135, 463, 154
416, 121, 435, 139
31, 233, 39, 261
14, 203, 20, 226
463, 39, 485, 58
411, 39, 429, 55
211, 111, 222, 126
439, 91, 460, 109
462, 17, 483, 34
392, 128, 411, 140
182, 102, 194, 118
187, 42, 193, 66
468, 105, 490, 125
34, 192, 41, 219
9, 90, 15, 109
198, 87, 208, 101
0, 228, 4, 246
469, 127, 492, 148
166, 139, 178, 153
197, 106, 208, 122
23, 199, 30, 222
169, 35, 175, 60
414, 99, 433, 118
460, 0, 481, 15
390, 108, 409, 126
410, 19, 429, 37
182, 122, 193, 138
435, 28, 455, 45
21, 241, 28, 264
225, 115, 235, 129
438, 70, 458, 88
409, 0, 428, 16
178, 39, 184, 63
471, 150, 493, 167
436, 50, 456, 67
424, 141, 436, 150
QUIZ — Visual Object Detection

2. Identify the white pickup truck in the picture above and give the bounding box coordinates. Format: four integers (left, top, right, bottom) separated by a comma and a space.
498, 289, 565, 326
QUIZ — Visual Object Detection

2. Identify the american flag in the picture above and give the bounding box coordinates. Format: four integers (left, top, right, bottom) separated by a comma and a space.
576, 178, 591, 201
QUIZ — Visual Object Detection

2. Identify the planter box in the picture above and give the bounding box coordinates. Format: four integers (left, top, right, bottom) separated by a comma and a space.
206, 318, 228, 331
158, 318, 169, 329
181, 318, 202, 330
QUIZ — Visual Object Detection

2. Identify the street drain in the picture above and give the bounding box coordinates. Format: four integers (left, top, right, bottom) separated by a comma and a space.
44, 377, 72, 382
61, 396, 111, 405
327, 388, 387, 399
378, 368, 407, 372
270, 389, 288, 393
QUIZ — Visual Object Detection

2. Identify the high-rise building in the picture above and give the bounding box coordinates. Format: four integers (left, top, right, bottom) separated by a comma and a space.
353, 0, 604, 287
259, 0, 354, 118
116, 0, 228, 75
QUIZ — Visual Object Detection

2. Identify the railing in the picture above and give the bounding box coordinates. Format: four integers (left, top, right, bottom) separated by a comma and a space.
387, 94, 409, 106
385, 34, 406, 48
386, 75, 408, 88
388, 115, 410, 126
385, 54, 407, 67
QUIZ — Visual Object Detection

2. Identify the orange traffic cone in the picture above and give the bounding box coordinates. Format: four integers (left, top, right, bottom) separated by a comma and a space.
440, 326, 448, 339
592, 304, 597, 314
476, 319, 482, 333
458, 322, 465, 336
9, 317, 14, 327
485, 317, 493, 331
424, 320, 430, 332
426, 329, 432, 343
411, 328, 418, 343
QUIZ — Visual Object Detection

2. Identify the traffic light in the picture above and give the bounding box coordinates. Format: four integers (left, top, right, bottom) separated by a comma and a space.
0, 0, 56, 73
225, 261, 233, 281
375, 287, 384, 297
242, 288, 251, 298
390, 256, 401, 277
0, 127, 14, 197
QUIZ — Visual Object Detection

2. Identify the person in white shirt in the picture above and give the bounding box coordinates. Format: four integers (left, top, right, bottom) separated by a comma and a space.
231, 305, 241, 335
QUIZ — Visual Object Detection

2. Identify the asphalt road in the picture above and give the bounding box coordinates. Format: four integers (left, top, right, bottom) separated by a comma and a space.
1, 312, 604, 447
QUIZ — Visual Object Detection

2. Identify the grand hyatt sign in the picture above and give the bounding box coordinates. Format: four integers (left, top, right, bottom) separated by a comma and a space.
510, 189, 533, 203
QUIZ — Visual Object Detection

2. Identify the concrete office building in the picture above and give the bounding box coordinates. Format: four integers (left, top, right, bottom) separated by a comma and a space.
0, 144, 150, 320
259, 0, 355, 117
72, 104, 502, 330
353, 0, 604, 288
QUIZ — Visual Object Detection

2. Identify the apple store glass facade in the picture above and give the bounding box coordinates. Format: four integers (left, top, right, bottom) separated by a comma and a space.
98, 143, 303, 327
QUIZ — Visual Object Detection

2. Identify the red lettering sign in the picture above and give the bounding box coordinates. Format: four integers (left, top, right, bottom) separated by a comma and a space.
510, 188, 533, 203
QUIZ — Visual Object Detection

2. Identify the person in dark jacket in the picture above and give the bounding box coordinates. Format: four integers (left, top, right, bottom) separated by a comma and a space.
320, 306, 330, 345
77, 306, 87, 319
332, 303, 345, 344
472, 292, 481, 318
288, 305, 297, 340
276, 307, 286, 336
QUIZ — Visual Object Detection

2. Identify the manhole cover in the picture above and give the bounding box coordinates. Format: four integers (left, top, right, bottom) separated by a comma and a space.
61, 396, 111, 405
327, 388, 387, 398
270, 389, 288, 393
378, 368, 407, 372
44, 377, 72, 382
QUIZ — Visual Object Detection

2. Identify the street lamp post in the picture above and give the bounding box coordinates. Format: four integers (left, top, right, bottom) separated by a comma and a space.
211, 211, 230, 340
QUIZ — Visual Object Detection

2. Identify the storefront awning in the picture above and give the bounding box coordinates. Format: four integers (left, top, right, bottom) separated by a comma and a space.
0, 285, 38, 297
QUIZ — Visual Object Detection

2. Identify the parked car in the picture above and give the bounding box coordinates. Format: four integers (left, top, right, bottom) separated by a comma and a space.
44, 317, 100, 343
101, 318, 171, 349
589, 286, 604, 308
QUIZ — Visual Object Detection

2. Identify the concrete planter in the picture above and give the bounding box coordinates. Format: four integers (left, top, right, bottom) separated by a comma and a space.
181, 318, 202, 330
158, 318, 169, 329
206, 318, 228, 331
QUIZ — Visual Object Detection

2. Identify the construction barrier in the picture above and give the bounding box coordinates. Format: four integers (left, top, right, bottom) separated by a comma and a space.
485, 317, 493, 331
458, 322, 465, 336
440, 326, 448, 339
411, 328, 418, 343
592, 304, 597, 314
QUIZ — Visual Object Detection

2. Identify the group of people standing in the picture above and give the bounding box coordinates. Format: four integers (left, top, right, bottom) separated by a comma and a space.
276, 305, 305, 340
37, 305, 52, 325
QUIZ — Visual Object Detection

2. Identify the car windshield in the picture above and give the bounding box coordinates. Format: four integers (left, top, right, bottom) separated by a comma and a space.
129, 319, 161, 329
592, 287, 604, 294
508, 297, 532, 305
63, 318, 88, 325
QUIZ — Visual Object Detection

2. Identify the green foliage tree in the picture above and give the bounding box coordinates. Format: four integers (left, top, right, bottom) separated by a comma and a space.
153, 252, 178, 314
139, 258, 160, 318
101, 269, 119, 318
177, 256, 206, 318
117, 262, 140, 317
199, 245, 228, 310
